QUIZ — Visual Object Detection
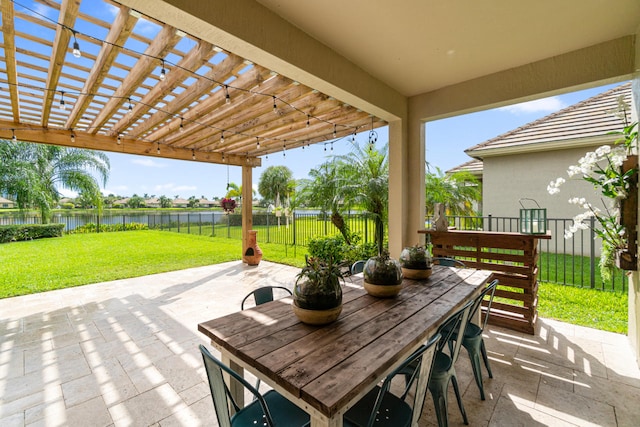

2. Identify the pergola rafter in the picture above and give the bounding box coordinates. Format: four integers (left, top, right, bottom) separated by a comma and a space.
0, 0, 385, 168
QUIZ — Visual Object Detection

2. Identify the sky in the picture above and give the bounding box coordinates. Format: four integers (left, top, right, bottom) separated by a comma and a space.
85, 82, 624, 200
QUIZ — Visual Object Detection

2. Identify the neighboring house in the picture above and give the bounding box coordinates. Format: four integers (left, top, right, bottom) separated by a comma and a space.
198, 198, 217, 208
114, 198, 129, 207
172, 198, 189, 208
0, 196, 15, 208
145, 198, 161, 208
462, 82, 635, 254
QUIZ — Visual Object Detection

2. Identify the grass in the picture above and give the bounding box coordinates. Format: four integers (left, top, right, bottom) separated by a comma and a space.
538, 282, 628, 334
0, 231, 629, 334
0, 230, 307, 298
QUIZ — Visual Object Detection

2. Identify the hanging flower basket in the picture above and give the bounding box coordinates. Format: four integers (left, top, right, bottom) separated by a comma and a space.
220, 197, 237, 213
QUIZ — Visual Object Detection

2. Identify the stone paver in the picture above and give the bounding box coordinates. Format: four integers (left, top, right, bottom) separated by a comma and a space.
0, 260, 638, 426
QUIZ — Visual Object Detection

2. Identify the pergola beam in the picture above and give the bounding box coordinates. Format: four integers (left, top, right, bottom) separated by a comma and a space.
1, 0, 20, 123
0, 119, 259, 167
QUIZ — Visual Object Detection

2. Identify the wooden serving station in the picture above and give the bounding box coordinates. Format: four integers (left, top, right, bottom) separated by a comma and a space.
419, 229, 551, 335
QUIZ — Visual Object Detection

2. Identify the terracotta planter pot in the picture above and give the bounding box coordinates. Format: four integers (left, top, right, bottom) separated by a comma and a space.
292, 304, 342, 325
401, 267, 432, 280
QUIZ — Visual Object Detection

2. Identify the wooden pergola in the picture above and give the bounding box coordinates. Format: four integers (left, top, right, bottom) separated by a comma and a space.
0, 0, 386, 164
0, 0, 386, 257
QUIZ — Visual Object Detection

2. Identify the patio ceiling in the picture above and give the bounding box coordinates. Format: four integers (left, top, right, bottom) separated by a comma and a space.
0, 0, 387, 167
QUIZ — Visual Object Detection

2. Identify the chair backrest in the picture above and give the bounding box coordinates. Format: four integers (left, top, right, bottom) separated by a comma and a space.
470, 279, 498, 330
432, 257, 467, 268
199, 344, 275, 427
367, 333, 441, 427
241, 286, 292, 310
436, 300, 473, 365
351, 260, 366, 275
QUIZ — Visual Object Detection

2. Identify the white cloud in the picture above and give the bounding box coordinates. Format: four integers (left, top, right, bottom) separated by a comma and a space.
499, 96, 567, 115
102, 185, 129, 196
132, 158, 166, 168
153, 183, 198, 194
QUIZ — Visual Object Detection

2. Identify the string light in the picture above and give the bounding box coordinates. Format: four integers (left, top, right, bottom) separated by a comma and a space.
128, 98, 133, 115
157, 142, 160, 154
191, 148, 195, 160
351, 131, 357, 143
330, 141, 334, 151
70, 128, 75, 142
220, 130, 224, 144
3, 4, 377, 157
256, 137, 260, 148
221, 152, 226, 162
11, 129, 16, 141
117, 134, 121, 144
224, 85, 230, 104
59, 91, 66, 110
283, 142, 286, 157
324, 143, 327, 152
179, 117, 184, 132
159, 59, 166, 81
72, 31, 81, 58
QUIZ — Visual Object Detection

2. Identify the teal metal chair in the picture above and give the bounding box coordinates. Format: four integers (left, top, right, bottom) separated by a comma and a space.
432, 257, 467, 268
240, 286, 293, 392
429, 301, 473, 426
241, 286, 292, 310
343, 333, 441, 427
199, 344, 310, 427
455, 279, 499, 400
351, 260, 366, 275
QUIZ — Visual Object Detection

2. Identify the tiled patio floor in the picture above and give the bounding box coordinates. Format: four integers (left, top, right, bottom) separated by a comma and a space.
1, 261, 639, 426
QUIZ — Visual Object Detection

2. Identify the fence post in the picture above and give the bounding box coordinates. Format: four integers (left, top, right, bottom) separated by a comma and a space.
266, 211, 270, 243
487, 214, 492, 232
590, 216, 596, 289
293, 212, 297, 246
364, 214, 368, 243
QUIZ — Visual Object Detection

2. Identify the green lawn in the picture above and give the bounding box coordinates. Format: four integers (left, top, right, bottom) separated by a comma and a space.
0, 230, 628, 334
0, 230, 306, 298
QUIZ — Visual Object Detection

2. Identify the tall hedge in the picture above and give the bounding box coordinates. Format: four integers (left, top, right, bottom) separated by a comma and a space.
0, 224, 65, 243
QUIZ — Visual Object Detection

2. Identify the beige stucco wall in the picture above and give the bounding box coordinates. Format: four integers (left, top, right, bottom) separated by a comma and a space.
482, 145, 617, 256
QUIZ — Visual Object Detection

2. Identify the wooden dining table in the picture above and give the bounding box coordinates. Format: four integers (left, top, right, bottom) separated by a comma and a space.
198, 265, 494, 427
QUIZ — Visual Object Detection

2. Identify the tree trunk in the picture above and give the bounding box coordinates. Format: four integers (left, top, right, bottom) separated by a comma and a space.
331, 211, 351, 245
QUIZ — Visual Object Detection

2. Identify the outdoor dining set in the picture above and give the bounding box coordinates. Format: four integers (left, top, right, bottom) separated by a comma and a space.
197, 259, 498, 427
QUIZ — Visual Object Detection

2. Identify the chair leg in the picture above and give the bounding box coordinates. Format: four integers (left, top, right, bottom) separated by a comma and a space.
480, 340, 493, 378
468, 348, 486, 400
451, 374, 469, 425
429, 379, 450, 427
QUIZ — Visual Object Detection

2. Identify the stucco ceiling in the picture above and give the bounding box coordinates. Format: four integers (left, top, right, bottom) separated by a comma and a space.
256, 0, 640, 97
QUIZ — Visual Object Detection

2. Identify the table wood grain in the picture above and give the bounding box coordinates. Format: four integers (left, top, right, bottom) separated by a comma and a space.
198, 266, 493, 426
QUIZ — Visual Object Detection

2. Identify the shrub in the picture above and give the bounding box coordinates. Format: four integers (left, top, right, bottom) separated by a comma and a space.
0, 224, 65, 243
307, 233, 377, 266
69, 222, 149, 234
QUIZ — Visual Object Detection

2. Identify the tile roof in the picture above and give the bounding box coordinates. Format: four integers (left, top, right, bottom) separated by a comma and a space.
465, 83, 632, 158
446, 159, 483, 175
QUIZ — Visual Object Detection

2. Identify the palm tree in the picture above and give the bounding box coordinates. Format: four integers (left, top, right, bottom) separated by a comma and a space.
336, 142, 389, 254
0, 140, 109, 223
298, 161, 352, 244
225, 182, 255, 206
258, 166, 294, 205
425, 163, 481, 217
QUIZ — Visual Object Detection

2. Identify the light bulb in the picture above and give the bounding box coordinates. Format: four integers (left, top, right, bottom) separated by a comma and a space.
72, 40, 81, 58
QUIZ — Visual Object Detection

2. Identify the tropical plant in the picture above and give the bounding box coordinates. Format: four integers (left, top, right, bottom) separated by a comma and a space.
425, 163, 481, 217
258, 165, 294, 205
298, 161, 352, 243
336, 142, 389, 254
294, 256, 344, 310
127, 194, 145, 209
159, 195, 173, 208
548, 120, 638, 280
399, 244, 431, 270
225, 182, 255, 206
0, 140, 109, 223
187, 196, 200, 208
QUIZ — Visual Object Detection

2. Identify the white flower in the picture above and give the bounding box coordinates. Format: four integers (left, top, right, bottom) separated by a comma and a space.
567, 165, 582, 177
564, 230, 573, 239
595, 145, 611, 156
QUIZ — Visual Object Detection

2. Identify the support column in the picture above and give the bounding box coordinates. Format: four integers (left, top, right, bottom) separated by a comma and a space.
241, 165, 253, 263
388, 114, 423, 258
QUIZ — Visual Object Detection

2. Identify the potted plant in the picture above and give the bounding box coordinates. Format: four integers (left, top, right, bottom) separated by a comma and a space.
293, 257, 344, 325
220, 197, 236, 213
399, 244, 432, 279
363, 249, 403, 297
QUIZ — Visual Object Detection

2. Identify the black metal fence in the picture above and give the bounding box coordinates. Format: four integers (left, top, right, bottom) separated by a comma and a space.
1, 211, 627, 291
